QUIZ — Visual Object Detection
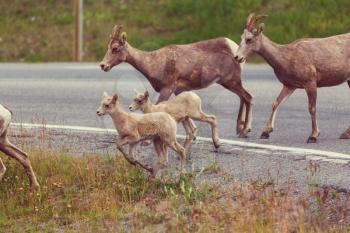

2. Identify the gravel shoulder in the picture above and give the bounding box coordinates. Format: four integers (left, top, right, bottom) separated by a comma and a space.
9, 126, 350, 194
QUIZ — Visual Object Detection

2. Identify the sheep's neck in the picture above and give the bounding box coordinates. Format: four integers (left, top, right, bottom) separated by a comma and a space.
109, 104, 129, 132
141, 100, 156, 113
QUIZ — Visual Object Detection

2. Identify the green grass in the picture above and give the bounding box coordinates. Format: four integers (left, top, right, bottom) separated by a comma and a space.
1, 146, 350, 232
0, 0, 350, 62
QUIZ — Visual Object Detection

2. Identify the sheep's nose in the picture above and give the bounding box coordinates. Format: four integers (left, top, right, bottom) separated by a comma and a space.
129, 106, 132, 110
100, 64, 105, 70
96, 111, 100, 115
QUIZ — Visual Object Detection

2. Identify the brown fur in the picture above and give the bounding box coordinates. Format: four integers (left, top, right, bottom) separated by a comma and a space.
235, 13, 350, 143
100, 25, 253, 137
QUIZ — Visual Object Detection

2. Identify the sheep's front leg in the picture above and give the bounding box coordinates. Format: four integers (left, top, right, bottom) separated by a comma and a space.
305, 85, 320, 143
261, 85, 295, 139
156, 86, 174, 103
117, 136, 153, 173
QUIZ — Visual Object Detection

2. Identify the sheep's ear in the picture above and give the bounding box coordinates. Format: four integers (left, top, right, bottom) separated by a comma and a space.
111, 94, 118, 104
103, 92, 109, 98
120, 32, 127, 44
144, 91, 149, 99
257, 23, 265, 34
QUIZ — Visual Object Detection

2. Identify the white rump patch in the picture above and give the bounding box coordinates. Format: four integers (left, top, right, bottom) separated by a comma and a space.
225, 38, 244, 69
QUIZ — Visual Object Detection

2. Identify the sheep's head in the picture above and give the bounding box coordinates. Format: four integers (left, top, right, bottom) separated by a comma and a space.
129, 90, 149, 112
235, 13, 268, 63
100, 25, 128, 72
97, 92, 118, 116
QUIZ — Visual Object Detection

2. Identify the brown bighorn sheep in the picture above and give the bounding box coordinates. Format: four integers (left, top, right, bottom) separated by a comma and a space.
0, 105, 39, 192
96, 92, 186, 174
129, 90, 220, 151
235, 13, 350, 143
100, 25, 253, 138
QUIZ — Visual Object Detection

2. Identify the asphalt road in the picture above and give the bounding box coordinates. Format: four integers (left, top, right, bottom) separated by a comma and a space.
0, 63, 348, 154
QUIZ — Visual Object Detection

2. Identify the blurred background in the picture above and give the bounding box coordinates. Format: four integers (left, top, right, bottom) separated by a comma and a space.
1, 0, 349, 62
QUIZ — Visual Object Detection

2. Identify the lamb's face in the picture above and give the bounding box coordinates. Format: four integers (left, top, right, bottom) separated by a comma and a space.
97, 92, 118, 116
129, 91, 149, 112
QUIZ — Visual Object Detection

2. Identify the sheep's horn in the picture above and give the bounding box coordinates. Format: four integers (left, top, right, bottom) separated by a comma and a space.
246, 13, 256, 31
112, 25, 123, 38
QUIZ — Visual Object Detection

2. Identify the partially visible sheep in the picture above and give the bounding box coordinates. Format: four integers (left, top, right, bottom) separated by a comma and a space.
97, 92, 186, 174
0, 104, 39, 192
129, 91, 220, 151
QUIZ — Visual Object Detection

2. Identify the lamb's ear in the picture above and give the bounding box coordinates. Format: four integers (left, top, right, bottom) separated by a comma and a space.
103, 92, 109, 98
120, 32, 127, 44
144, 91, 149, 99
257, 23, 265, 34
111, 94, 118, 104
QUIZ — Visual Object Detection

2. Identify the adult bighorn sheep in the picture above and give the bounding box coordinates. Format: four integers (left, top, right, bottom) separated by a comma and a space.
235, 13, 350, 143
0, 105, 39, 192
100, 25, 253, 138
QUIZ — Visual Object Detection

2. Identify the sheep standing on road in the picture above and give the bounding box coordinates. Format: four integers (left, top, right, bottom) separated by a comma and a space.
97, 92, 186, 175
129, 90, 220, 152
0, 105, 39, 192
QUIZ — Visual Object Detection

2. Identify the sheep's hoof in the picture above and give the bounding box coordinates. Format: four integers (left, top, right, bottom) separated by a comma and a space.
260, 131, 270, 139
340, 133, 349, 139
307, 136, 317, 143
214, 140, 220, 150
29, 183, 40, 194
238, 132, 248, 138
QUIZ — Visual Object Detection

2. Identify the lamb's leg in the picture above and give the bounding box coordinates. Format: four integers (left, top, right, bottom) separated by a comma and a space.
117, 136, 153, 173
191, 112, 220, 149
261, 85, 295, 139
182, 119, 194, 154
187, 119, 198, 140
153, 138, 168, 168
0, 158, 6, 181
305, 85, 320, 143
0, 143, 39, 192
167, 141, 186, 173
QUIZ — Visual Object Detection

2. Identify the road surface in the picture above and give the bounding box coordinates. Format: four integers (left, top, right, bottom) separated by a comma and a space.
0, 63, 348, 154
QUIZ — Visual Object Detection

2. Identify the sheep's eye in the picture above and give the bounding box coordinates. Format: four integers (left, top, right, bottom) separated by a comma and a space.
104, 104, 110, 108
137, 100, 142, 104
246, 38, 252, 44
112, 48, 119, 54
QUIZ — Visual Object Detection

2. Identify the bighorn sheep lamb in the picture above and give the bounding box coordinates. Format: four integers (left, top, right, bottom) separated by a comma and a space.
0, 105, 39, 192
100, 25, 253, 138
235, 13, 350, 143
129, 90, 220, 151
96, 92, 186, 174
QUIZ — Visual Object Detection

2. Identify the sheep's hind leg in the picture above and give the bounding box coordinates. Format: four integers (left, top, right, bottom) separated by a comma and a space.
340, 81, 350, 139
0, 158, 6, 181
0, 143, 39, 192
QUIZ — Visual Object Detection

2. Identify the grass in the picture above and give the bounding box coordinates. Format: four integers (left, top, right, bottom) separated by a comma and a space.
1, 0, 350, 62
1, 145, 350, 232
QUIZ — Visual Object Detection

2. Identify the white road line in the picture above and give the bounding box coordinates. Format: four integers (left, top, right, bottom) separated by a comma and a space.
11, 122, 350, 160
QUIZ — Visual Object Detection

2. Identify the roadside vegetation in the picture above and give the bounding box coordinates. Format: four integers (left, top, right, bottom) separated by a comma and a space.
1, 0, 350, 62
1, 145, 350, 232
